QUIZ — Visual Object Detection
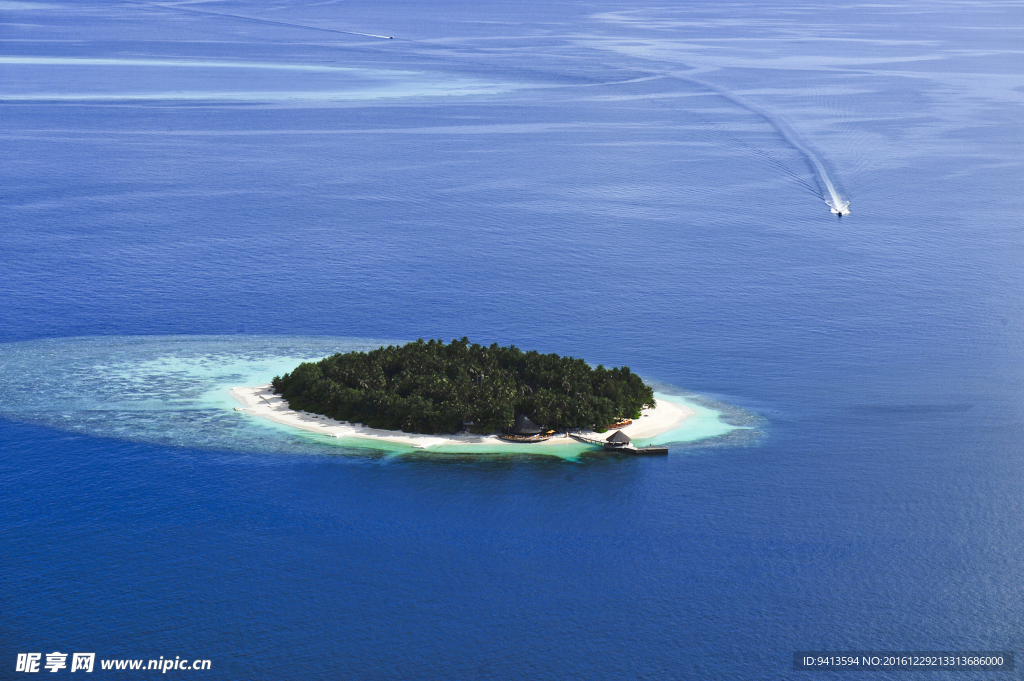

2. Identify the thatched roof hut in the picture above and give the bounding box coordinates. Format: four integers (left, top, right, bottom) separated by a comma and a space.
606, 430, 631, 445
511, 414, 542, 436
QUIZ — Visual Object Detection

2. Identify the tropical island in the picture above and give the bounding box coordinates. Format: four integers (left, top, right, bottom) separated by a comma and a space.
270, 338, 654, 435
229, 338, 730, 455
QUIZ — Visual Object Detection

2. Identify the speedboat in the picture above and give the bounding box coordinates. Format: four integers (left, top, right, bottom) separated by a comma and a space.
829, 201, 851, 216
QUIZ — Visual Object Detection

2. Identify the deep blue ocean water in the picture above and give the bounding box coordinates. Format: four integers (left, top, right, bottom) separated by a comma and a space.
3, 1, 1024, 678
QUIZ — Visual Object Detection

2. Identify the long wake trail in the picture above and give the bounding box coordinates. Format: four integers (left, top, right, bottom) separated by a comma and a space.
670, 72, 849, 215
141, 3, 394, 40
135, 6, 845, 213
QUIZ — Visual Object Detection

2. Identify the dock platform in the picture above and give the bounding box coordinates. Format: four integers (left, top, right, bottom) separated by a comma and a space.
568, 433, 668, 455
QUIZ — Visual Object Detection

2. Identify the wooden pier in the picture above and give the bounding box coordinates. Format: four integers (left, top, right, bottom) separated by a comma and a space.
568, 432, 668, 455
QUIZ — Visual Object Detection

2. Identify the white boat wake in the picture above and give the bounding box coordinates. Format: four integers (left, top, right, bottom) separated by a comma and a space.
145, 3, 394, 40
672, 72, 850, 217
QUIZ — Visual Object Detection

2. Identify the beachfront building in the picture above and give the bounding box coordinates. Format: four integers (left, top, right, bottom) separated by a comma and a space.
510, 414, 542, 436
605, 430, 632, 448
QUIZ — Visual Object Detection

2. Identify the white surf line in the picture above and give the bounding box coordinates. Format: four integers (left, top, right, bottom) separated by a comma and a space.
669, 71, 850, 215
139, 2, 394, 39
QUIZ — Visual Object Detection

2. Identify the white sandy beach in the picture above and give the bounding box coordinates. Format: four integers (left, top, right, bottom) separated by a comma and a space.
229, 384, 695, 450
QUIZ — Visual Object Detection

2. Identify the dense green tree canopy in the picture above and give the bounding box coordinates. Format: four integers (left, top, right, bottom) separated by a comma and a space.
271, 338, 655, 435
